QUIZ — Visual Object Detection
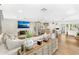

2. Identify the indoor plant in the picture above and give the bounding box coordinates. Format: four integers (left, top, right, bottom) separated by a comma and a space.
26, 31, 32, 38
24, 31, 34, 50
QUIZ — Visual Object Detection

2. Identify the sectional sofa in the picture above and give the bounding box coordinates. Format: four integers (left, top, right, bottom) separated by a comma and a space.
0, 33, 56, 55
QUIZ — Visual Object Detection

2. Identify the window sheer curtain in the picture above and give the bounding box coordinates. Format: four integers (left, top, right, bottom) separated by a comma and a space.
0, 10, 3, 33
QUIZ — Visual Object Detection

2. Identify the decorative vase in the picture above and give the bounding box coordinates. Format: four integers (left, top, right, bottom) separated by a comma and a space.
43, 33, 49, 42
24, 38, 34, 50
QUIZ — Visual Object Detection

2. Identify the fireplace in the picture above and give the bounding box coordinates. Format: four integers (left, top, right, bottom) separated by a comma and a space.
18, 30, 27, 36
18, 30, 27, 39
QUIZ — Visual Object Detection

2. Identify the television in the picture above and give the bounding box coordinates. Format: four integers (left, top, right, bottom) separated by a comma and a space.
18, 21, 30, 28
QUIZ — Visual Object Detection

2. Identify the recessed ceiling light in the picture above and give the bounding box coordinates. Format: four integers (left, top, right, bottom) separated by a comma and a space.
18, 10, 23, 13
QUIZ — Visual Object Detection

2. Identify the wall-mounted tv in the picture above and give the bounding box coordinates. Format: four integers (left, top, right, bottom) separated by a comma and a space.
18, 21, 30, 28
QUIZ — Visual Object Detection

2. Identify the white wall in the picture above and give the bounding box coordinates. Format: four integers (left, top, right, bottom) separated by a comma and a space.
2, 18, 79, 34
2, 19, 17, 34
2, 18, 37, 34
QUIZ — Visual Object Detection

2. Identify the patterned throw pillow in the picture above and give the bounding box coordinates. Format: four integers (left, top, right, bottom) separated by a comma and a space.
6, 38, 24, 50
2, 33, 11, 50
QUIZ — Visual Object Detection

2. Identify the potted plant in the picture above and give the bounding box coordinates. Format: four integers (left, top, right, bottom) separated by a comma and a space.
24, 31, 34, 50
76, 32, 79, 40
26, 31, 32, 38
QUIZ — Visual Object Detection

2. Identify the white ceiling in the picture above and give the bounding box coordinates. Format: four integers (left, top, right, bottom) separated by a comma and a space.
1, 4, 79, 22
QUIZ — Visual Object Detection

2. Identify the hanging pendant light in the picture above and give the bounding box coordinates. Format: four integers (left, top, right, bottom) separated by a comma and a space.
41, 8, 47, 12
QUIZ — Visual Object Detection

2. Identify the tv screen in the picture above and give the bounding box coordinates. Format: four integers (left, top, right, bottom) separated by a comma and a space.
18, 21, 30, 28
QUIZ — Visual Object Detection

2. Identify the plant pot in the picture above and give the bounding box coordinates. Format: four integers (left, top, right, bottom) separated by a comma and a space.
24, 38, 34, 50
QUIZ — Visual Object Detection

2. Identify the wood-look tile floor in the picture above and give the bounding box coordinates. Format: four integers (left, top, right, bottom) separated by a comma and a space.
54, 34, 79, 55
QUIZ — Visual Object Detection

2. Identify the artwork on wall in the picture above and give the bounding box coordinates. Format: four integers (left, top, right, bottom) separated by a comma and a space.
18, 21, 30, 28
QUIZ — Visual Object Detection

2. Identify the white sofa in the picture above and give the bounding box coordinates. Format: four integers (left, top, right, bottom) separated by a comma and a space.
0, 44, 21, 55
0, 33, 55, 55
27, 34, 50, 44
0, 33, 25, 55
51, 33, 56, 39
30, 34, 44, 44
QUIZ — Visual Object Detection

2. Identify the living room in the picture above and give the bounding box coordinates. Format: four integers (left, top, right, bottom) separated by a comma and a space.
0, 4, 79, 55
